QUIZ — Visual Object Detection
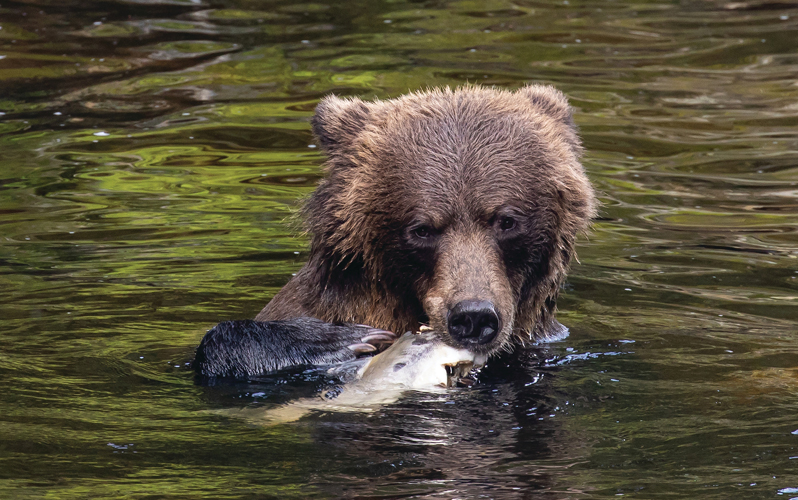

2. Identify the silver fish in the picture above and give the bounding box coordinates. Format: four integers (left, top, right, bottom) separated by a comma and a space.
234, 328, 486, 425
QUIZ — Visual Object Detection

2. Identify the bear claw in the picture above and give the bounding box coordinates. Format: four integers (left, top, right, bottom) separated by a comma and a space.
348, 328, 397, 356
361, 332, 395, 344
347, 343, 378, 354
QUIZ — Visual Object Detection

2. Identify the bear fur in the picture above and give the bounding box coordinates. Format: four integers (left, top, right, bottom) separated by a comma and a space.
194, 84, 596, 378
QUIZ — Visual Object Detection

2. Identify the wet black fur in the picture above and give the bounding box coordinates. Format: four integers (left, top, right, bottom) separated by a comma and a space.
193, 319, 376, 379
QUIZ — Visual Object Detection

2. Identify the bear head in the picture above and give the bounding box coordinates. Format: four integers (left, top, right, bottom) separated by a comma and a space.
295, 85, 596, 356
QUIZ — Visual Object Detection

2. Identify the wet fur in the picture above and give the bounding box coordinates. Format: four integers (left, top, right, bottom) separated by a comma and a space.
195, 85, 595, 378
258, 85, 595, 349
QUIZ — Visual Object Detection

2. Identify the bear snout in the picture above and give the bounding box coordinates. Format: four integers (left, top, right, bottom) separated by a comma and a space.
419, 226, 516, 354
447, 299, 501, 346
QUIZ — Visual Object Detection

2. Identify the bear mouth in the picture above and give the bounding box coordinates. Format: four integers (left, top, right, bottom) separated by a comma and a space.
444, 361, 477, 387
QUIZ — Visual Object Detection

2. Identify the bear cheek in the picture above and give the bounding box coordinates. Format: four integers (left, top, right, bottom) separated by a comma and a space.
421, 295, 448, 333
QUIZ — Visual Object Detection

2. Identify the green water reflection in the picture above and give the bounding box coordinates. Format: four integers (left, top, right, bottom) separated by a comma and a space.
1, 0, 797, 498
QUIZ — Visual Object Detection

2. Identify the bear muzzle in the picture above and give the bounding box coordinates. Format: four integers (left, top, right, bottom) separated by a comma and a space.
419, 226, 516, 354
447, 299, 501, 346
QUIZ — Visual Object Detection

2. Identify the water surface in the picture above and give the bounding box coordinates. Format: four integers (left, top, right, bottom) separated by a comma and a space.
1, 0, 797, 498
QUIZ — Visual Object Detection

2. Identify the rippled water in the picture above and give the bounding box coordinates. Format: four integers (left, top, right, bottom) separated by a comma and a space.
1, 0, 797, 498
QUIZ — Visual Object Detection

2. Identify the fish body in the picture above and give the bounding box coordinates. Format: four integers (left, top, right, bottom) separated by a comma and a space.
359, 330, 485, 388
236, 330, 485, 424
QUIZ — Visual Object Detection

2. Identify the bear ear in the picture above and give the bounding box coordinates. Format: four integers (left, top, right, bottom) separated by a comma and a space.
311, 95, 371, 152
516, 84, 575, 127
517, 84, 582, 154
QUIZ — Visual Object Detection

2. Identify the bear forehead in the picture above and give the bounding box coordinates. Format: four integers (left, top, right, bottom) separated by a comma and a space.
320, 86, 587, 229
356, 90, 574, 181
373, 93, 550, 151
359, 108, 565, 217
378, 86, 546, 119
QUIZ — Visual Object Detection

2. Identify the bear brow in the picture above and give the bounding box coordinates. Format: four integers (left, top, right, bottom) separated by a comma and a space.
406, 211, 448, 230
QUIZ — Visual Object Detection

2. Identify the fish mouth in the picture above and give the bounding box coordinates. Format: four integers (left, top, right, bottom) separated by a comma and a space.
444, 361, 477, 388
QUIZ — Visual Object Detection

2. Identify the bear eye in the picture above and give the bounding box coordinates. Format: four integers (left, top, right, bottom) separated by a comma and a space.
498, 216, 517, 231
413, 225, 434, 239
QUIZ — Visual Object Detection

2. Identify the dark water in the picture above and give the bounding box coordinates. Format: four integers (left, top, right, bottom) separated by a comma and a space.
1, 0, 797, 498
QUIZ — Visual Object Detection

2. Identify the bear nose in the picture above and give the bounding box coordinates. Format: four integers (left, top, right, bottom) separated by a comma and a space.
447, 300, 500, 346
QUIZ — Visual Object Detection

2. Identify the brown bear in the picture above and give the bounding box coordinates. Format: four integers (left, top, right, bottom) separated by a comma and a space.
194, 85, 596, 379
